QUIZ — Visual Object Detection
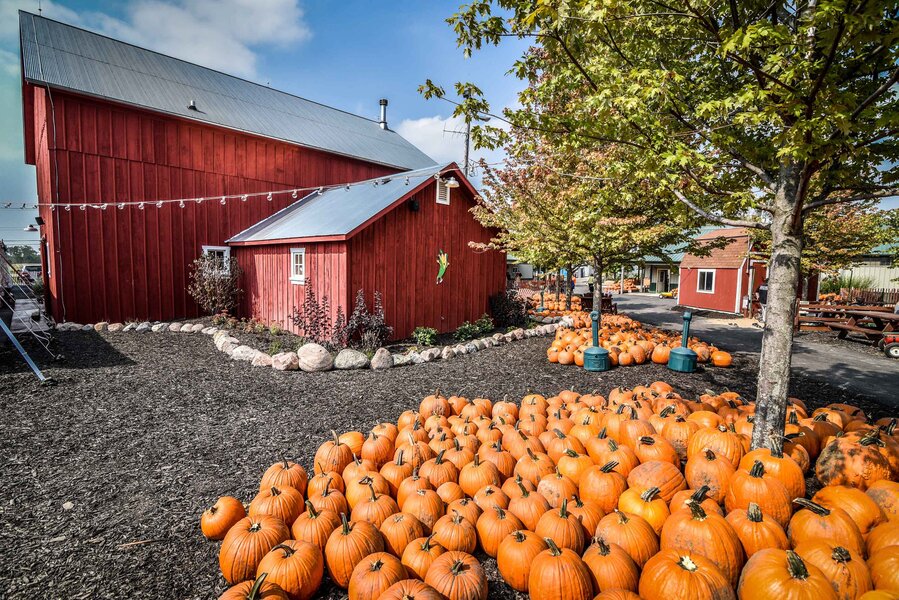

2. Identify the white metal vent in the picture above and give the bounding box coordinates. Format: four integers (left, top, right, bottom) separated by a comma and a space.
436, 179, 451, 205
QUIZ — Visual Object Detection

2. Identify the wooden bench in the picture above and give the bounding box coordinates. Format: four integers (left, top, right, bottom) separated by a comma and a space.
826, 322, 883, 340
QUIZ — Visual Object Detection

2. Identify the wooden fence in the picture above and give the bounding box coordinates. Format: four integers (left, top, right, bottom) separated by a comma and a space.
841, 288, 899, 305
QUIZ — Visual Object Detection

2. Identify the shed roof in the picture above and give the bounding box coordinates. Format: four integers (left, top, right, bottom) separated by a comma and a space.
680, 228, 751, 269
227, 163, 467, 243
640, 226, 723, 264
18, 11, 435, 171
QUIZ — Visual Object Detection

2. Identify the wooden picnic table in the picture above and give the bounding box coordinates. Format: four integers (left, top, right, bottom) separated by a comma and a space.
827, 309, 899, 340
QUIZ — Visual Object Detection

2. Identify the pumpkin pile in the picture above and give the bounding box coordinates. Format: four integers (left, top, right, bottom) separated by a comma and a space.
528, 293, 584, 320
547, 315, 733, 368
203, 385, 899, 600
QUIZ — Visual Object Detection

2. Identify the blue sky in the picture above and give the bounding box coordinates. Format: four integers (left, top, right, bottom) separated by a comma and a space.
0, 0, 528, 247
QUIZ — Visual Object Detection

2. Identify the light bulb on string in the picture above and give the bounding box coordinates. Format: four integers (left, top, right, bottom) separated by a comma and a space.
240, 194, 247, 202
196, 197, 204, 204
101, 203, 108, 210
64, 205, 71, 211
345, 184, 350, 190
291, 190, 297, 199
220, 196, 226, 205
138, 203, 145, 210
179, 200, 185, 209
266, 192, 272, 202
317, 187, 323, 194
155, 201, 163, 208
79, 204, 86, 211
118, 203, 125, 210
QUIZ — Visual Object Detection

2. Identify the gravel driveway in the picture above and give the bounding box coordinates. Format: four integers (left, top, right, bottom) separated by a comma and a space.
0, 328, 891, 599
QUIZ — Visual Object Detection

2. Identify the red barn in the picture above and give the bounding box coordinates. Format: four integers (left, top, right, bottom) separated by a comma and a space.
228, 163, 505, 339
18, 12, 502, 333
678, 228, 755, 315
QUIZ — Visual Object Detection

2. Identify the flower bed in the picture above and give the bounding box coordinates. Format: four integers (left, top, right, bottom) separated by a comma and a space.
201, 383, 899, 599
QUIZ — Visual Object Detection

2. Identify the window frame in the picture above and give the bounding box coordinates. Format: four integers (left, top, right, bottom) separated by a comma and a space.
436, 179, 451, 205
696, 269, 716, 294
201, 245, 231, 274
290, 247, 306, 285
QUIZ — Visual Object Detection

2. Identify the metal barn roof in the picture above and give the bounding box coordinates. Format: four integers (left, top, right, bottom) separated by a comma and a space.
18, 11, 436, 171
227, 163, 455, 243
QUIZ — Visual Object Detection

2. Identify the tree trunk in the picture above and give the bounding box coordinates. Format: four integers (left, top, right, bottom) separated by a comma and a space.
565, 265, 573, 310
554, 270, 561, 299
751, 166, 804, 454
593, 255, 603, 319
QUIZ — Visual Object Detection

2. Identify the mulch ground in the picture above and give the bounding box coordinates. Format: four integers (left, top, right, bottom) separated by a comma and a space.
0, 330, 893, 599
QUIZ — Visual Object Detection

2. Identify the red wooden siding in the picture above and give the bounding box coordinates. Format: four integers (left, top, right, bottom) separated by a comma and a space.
27, 86, 398, 324
678, 267, 742, 314
235, 242, 348, 332
347, 179, 506, 340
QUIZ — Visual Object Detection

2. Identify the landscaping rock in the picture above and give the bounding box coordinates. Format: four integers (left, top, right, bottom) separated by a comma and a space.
465, 342, 478, 354
503, 333, 515, 343
297, 343, 334, 372
441, 347, 456, 360
512, 328, 525, 340
135, 322, 151, 332
93, 322, 109, 332
473, 339, 487, 350
454, 344, 468, 355
168, 323, 183, 332
107, 323, 124, 332
81, 325, 94, 332
122, 323, 136, 332
271, 351, 299, 371
393, 353, 412, 366
335, 348, 369, 370
492, 333, 505, 343
410, 352, 425, 364
202, 327, 218, 335
220, 341, 238, 356
151, 323, 167, 333
214, 335, 240, 352
230, 345, 259, 362
370, 348, 393, 370
212, 330, 230, 342
251, 352, 273, 367
421, 348, 441, 362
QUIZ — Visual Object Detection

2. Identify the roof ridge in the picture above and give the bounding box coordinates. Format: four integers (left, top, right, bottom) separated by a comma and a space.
19, 10, 384, 127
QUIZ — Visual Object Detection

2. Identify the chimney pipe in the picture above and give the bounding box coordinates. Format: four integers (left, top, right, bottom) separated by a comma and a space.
379, 98, 388, 130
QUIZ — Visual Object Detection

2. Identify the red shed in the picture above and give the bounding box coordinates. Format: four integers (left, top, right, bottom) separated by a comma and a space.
227, 163, 506, 340
678, 228, 753, 315
18, 12, 436, 325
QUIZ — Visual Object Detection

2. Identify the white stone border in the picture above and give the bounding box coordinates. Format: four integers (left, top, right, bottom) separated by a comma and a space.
51, 316, 571, 373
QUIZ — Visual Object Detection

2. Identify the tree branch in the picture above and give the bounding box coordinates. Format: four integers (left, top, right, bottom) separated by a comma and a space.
802, 188, 899, 212
850, 66, 899, 121
673, 190, 770, 229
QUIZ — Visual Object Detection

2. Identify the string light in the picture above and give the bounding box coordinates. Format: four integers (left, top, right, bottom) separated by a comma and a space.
0, 167, 463, 210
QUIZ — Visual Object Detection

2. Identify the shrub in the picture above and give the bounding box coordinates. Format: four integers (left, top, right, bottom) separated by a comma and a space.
454, 321, 480, 342
413, 326, 439, 346
290, 285, 336, 348
212, 312, 230, 326
290, 286, 392, 352
267, 339, 283, 355
346, 290, 393, 353
489, 289, 527, 328
187, 254, 243, 315
269, 324, 283, 336
819, 274, 876, 294
474, 313, 494, 335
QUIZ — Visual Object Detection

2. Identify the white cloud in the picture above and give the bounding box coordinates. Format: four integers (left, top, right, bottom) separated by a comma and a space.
0, 48, 17, 77
396, 114, 507, 180
2, 0, 312, 79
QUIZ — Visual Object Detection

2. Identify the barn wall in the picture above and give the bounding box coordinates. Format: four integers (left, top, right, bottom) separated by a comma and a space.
678, 267, 740, 314
347, 180, 506, 340
32, 88, 398, 323
234, 242, 348, 334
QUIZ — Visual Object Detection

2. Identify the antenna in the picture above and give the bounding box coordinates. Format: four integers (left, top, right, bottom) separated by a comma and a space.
38, 0, 42, 14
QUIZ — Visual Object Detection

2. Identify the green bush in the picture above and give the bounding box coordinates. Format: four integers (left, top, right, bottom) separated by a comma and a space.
267, 339, 283, 355
474, 313, 494, 334
454, 321, 481, 342
412, 326, 439, 346
269, 324, 283, 336
819, 274, 876, 294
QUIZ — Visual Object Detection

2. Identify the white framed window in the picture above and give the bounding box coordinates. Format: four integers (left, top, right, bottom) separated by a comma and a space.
436, 179, 451, 205
202, 245, 230, 274
697, 269, 715, 294
290, 248, 305, 284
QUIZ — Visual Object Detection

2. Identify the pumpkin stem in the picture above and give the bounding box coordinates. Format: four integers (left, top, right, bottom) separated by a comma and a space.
786, 550, 810, 579
208, 504, 218, 515
396, 450, 405, 465
600, 460, 619, 473
271, 543, 295, 557
493, 505, 506, 519
598, 427, 608, 439
571, 494, 584, 508
435, 449, 446, 464
831, 546, 852, 563
367, 482, 377, 502
513, 530, 526, 542
370, 558, 384, 571
281, 457, 290, 469
544, 537, 562, 556
749, 460, 766, 478
305, 500, 319, 518
516, 480, 530, 498
638, 436, 655, 445
331, 430, 340, 446
793, 498, 830, 516
473, 454, 481, 467
860, 429, 884, 446
641, 487, 661, 502
659, 405, 675, 418
746, 503, 763, 522
687, 500, 707, 521
340, 512, 350, 535
247, 573, 268, 600
676, 555, 698, 572
608, 439, 619, 452
594, 536, 611, 555
767, 436, 784, 458
270, 486, 280, 496
449, 559, 467, 575
553, 428, 566, 439
249, 521, 262, 533
559, 498, 569, 518
614, 509, 629, 524
526, 447, 538, 461
421, 533, 436, 550
564, 448, 579, 458
690, 486, 710, 502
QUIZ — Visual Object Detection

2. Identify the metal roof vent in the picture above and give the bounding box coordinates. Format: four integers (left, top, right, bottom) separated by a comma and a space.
188, 100, 198, 111
379, 99, 388, 130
